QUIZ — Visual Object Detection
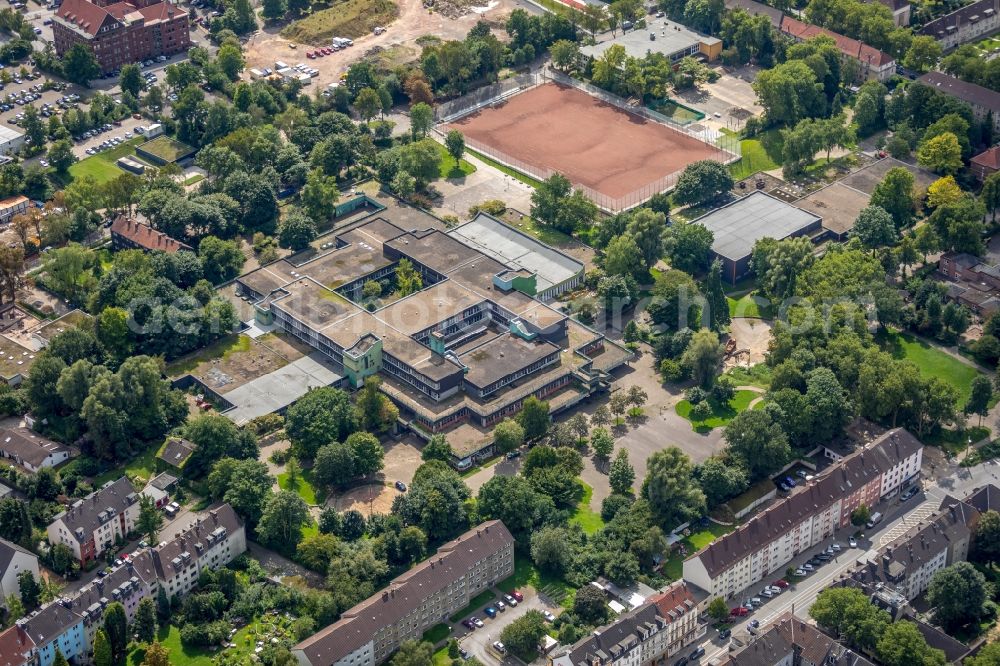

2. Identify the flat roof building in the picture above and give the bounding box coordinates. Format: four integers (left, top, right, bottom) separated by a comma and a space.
0, 126, 25, 157
579, 16, 722, 63
691, 191, 822, 283
0, 196, 28, 225
795, 181, 871, 241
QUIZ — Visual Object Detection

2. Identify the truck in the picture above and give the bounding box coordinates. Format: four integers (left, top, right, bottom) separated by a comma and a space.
331, 37, 353, 48
866, 512, 883, 528
274, 60, 290, 70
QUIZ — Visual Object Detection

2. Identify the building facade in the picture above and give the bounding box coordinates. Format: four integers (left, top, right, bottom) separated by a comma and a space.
551, 581, 704, 666
0, 429, 72, 473
683, 429, 923, 599
920, 0, 1000, 50
919, 71, 1000, 133
294, 521, 515, 666
46, 477, 140, 565
0, 539, 39, 610
0, 196, 29, 225
780, 17, 896, 81
53, 0, 190, 75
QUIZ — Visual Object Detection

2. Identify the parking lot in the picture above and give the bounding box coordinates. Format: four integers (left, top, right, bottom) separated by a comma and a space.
453, 587, 559, 664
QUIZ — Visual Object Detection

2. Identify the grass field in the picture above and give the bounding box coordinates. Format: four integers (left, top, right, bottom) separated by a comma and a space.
499, 559, 577, 609
877, 328, 984, 407
662, 522, 734, 580
278, 467, 325, 505
465, 147, 543, 188
676, 389, 760, 432
727, 292, 772, 319
281, 0, 398, 42
724, 363, 772, 389
128, 624, 252, 666
570, 482, 603, 535
67, 137, 145, 184
728, 129, 782, 181
434, 142, 477, 179
423, 623, 451, 644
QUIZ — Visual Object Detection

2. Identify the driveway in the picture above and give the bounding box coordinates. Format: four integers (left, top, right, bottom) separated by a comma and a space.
455, 587, 557, 664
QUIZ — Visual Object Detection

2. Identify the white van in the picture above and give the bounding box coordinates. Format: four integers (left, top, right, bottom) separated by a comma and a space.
866, 512, 883, 528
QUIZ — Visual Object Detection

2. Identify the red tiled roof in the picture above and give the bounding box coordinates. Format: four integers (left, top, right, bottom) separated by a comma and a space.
780, 16, 895, 67
649, 580, 696, 621
972, 146, 1000, 170
110, 215, 192, 253
55, 0, 119, 36
0, 626, 32, 666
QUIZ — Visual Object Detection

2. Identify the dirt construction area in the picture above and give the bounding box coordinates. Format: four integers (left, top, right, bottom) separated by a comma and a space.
333, 435, 422, 516
244, 0, 523, 90
447, 83, 725, 201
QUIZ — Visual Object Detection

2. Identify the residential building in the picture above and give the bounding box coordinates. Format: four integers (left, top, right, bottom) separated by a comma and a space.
780, 17, 896, 81
722, 612, 875, 666
0, 624, 31, 666
0, 196, 28, 225
551, 581, 705, 666
919, 71, 1000, 133
294, 521, 515, 666
46, 477, 140, 565
68, 554, 156, 652
15, 601, 86, 666
109, 216, 192, 254
971, 145, 1000, 181
875, 0, 911, 26
0, 127, 25, 158
141, 472, 177, 508
920, 0, 1000, 49
156, 436, 195, 471
0, 429, 72, 472
52, 0, 190, 75
937, 251, 1000, 315
150, 504, 246, 599
683, 429, 922, 599
0, 539, 39, 609
722, 0, 783, 28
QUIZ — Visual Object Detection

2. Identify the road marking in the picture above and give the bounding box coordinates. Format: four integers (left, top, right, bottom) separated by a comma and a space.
878, 500, 937, 547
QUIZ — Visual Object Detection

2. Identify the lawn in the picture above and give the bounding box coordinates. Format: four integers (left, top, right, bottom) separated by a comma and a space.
128, 624, 252, 666
434, 142, 477, 180
570, 482, 603, 535
728, 129, 783, 181
676, 389, 760, 432
724, 363, 772, 389
423, 623, 451, 644
67, 137, 145, 185
647, 98, 704, 124
465, 147, 543, 188
499, 559, 577, 610
432, 646, 452, 666
727, 292, 773, 319
79, 443, 160, 487
877, 328, 984, 407
661, 522, 734, 580
448, 589, 497, 622
165, 334, 252, 377
281, 0, 398, 42
278, 467, 324, 505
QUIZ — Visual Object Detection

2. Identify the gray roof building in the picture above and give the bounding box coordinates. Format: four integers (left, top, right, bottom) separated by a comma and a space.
0, 429, 72, 471
724, 613, 875, 666
54, 477, 139, 538
579, 15, 721, 63
156, 437, 195, 470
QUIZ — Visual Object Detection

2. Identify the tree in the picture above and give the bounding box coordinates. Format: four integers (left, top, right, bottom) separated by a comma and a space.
751, 236, 814, 299
261, 0, 286, 18
134, 597, 157, 643
708, 597, 730, 621
983, 171, 1000, 222
973, 509, 1000, 562
216, 43, 244, 81
93, 630, 112, 666
185, 413, 258, 478
518, 396, 550, 440
444, 130, 465, 166
574, 584, 609, 624
753, 60, 825, 126
120, 63, 143, 97
641, 447, 706, 529
851, 504, 871, 526
852, 205, 896, 253
494, 418, 525, 453
604, 234, 646, 282
681, 329, 723, 387
409, 102, 433, 139
500, 611, 547, 660
627, 209, 668, 271
966, 642, 1000, 666
391, 171, 416, 200
142, 642, 170, 666
0, 498, 32, 546
531, 525, 572, 573
697, 456, 749, 507
877, 621, 946, 666
811, 587, 890, 651
917, 132, 963, 174
137, 493, 163, 546
870, 167, 915, 227
198, 236, 245, 284
804, 368, 852, 442
903, 35, 941, 72
664, 223, 714, 275
394, 461, 470, 540
257, 491, 311, 552
300, 168, 339, 223
673, 161, 733, 207
17, 570, 39, 610
47, 139, 76, 174
63, 44, 101, 86
531, 173, 596, 234
966, 375, 993, 426
285, 387, 357, 460
608, 448, 634, 494
390, 640, 434, 666
421, 435, 452, 462
52, 651, 68, 666
354, 88, 382, 123
704, 259, 729, 330
395, 258, 422, 297
550, 39, 580, 70
928, 562, 987, 628
927, 175, 963, 209
724, 409, 790, 479
313, 443, 356, 489
590, 427, 614, 459
278, 211, 317, 251
346, 431, 384, 477
103, 602, 128, 662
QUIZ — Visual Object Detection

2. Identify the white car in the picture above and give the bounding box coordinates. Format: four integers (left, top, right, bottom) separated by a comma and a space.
794, 568, 808, 576
543, 610, 556, 622
849, 537, 858, 548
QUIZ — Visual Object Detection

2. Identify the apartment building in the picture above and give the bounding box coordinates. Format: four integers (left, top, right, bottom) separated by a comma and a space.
921, 0, 1000, 50
919, 71, 1000, 133
151, 504, 246, 599
294, 521, 515, 666
683, 429, 923, 599
53, 0, 190, 75
779, 17, 896, 81
0, 429, 72, 473
109, 216, 192, 254
46, 477, 140, 565
721, 612, 875, 666
551, 581, 704, 666
0, 196, 29, 225
69, 553, 156, 652
14, 602, 86, 666
0, 539, 38, 610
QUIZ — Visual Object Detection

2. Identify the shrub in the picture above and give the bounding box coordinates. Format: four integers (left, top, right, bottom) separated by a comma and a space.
684, 387, 708, 404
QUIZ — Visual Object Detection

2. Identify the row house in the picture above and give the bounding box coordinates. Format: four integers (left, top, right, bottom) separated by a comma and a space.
551, 581, 704, 666
294, 521, 515, 666
46, 477, 140, 565
779, 17, 896, 82
720, 612, 875, 666
920, 0, 1000, 50
683, 429, 923, 599
919, 71, 1000, 134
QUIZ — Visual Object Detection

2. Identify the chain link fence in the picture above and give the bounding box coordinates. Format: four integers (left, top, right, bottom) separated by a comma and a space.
434, 71, 545, 124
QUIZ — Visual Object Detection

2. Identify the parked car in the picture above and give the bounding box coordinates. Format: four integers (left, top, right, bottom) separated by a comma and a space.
506, 450, 521, 460
761, 589, 774, 598
831, 543, 842, 552
690, 647, 706, 660
484, 606, 497, 618
674, 658, 688, 666
493, 642, 506, 654
796, 470, 814, 481
802, 563, 815, 571
849, 537, 858, 548
394, 481, 407, 492
730, 606, 749, 617
496, 600, 505, 611
778, 482, 790, 492
543, 610, 556, 622
784, 476, 796, 487
472, 617, 483, 628
773, 579, 789, 588
511, 591, 524, 602
459, 648, 468, 659
794, 568, 807, 576
718, 628, 732, 640
817, 553, 833, 562
901, 486, 919, 501
461, 619, 475, 630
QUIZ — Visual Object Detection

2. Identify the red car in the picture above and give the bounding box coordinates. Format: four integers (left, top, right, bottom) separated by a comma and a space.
511, 590, 524, 602
773, 579, 789, 589
307, 51, 316, 58
730, 606, 749, 617
323, 47, 333, 55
